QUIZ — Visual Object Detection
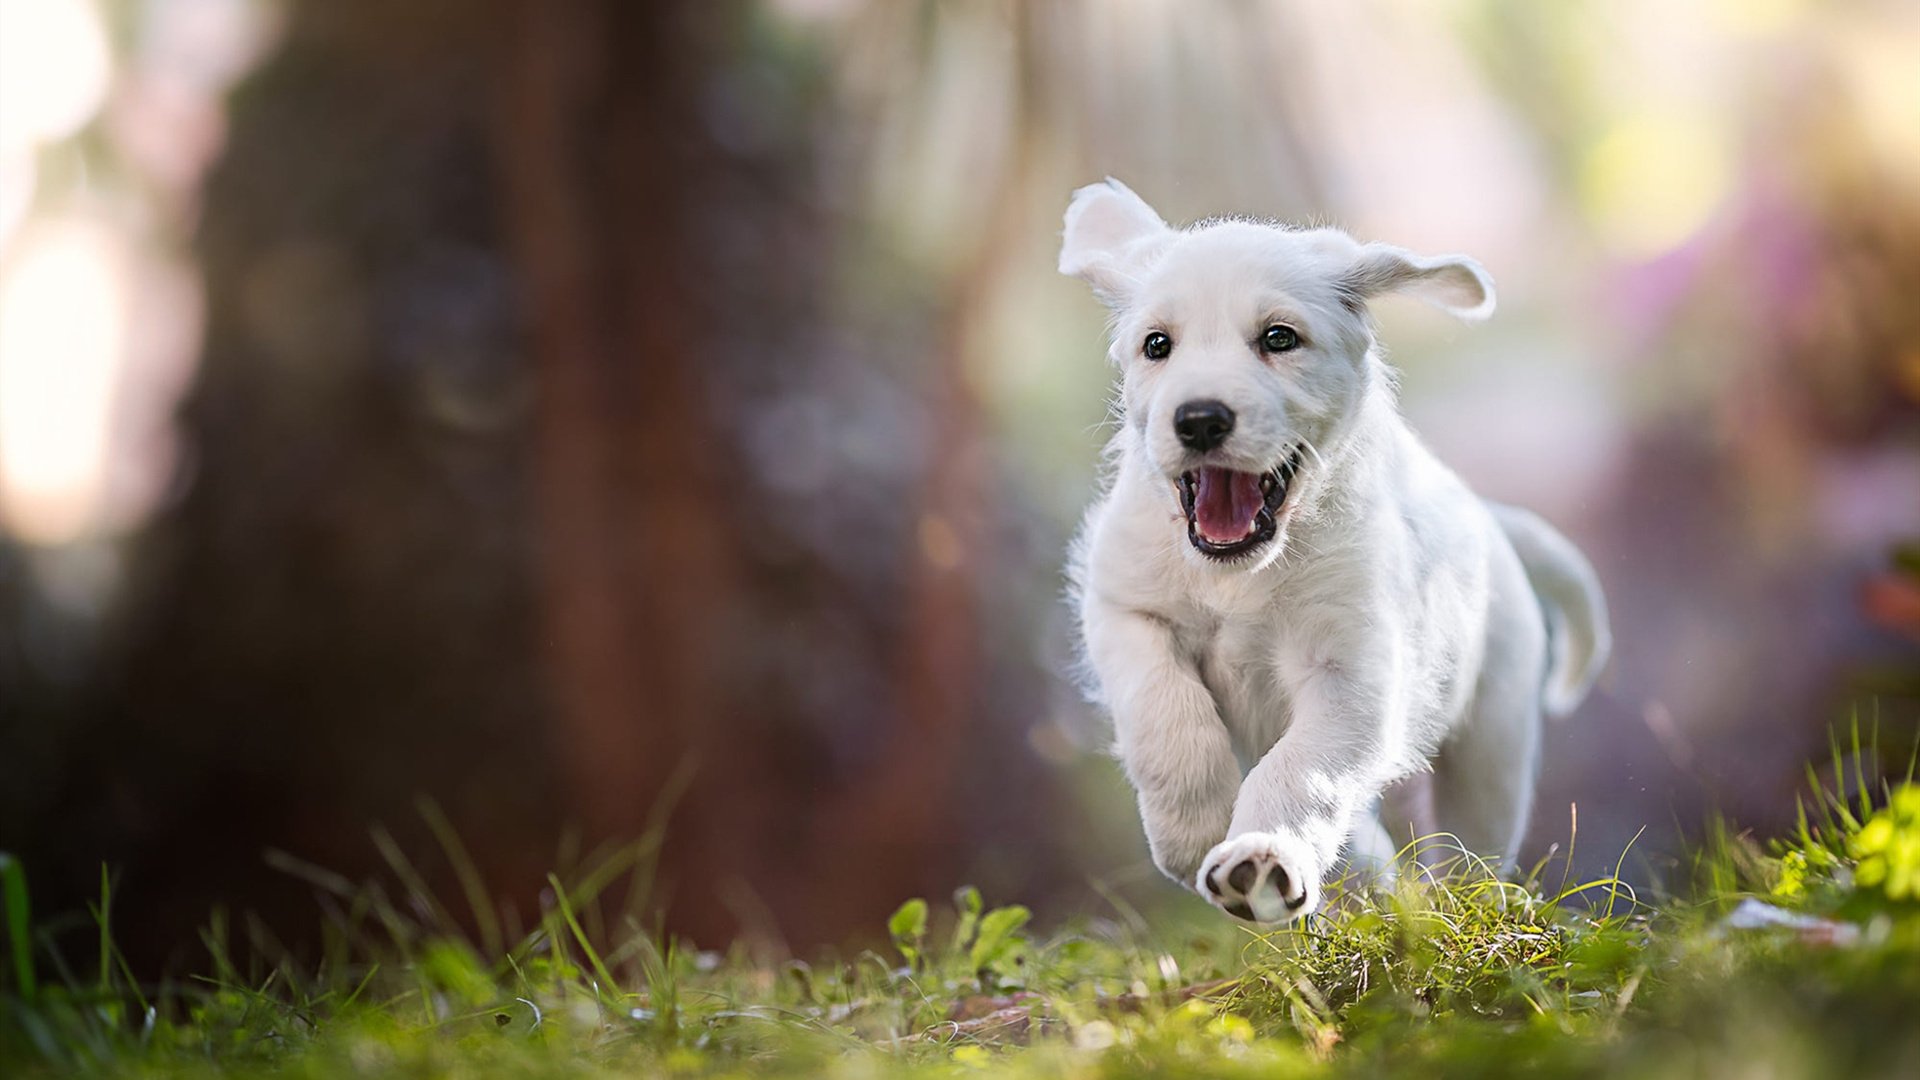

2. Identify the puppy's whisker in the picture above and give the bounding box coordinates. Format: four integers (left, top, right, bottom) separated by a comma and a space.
1296, 435, 1329, 475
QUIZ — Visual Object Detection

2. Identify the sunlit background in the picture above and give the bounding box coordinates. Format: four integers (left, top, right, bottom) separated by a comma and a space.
2, 0, 1917, 966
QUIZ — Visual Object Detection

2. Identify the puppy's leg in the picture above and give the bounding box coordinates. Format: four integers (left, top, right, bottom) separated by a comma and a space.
1198, 649, 1399, 922
1429, 682, 1541, 874
1084, 601, 1242, 887
1429, 565, 1548, 872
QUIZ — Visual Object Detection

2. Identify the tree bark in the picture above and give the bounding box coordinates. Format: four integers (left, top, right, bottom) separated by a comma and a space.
490, 0, 743, 936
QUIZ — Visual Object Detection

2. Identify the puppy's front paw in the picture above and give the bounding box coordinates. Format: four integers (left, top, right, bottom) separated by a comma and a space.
1197, 832, 1318, 923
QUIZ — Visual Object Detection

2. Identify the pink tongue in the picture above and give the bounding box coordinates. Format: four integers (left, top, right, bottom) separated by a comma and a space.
1194, 467, 1263, 543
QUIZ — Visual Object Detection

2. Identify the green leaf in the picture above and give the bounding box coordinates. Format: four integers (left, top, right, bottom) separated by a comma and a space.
888, 898, 928, 969
968, 904, 1030, 976
1855, 816, 1894, 856
950, 885, 983, 955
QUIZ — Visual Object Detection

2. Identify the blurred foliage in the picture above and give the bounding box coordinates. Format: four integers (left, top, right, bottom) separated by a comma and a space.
6, 774, 1920, 1076
1852, 788, 1920, 902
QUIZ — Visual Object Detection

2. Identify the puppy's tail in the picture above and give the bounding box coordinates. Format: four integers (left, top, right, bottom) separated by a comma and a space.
1490, 503, 1611, 719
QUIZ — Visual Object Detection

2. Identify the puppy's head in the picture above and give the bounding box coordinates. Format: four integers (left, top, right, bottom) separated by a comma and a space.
1059, 178, 1495, 567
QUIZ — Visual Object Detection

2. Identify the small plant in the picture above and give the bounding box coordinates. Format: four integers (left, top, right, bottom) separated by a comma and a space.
1851, 785, 1920, 902
887, 897, 929, 972
887, 886, 1032, 991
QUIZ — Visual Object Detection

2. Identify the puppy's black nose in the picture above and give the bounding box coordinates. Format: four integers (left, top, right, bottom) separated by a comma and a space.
1174, 400, 1235, 452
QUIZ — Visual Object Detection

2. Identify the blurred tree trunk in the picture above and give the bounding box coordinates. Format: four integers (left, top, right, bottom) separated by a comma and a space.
489, 1, 742, 931
17, 0, 1072, 968
485, 0, 1070, 942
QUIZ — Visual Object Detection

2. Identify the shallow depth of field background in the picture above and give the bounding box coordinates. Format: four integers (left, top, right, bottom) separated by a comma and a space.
1, 0, 1917, 967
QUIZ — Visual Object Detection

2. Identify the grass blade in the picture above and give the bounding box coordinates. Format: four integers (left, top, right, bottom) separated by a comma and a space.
1, 852, 35, 1000
416, 797, 504, 958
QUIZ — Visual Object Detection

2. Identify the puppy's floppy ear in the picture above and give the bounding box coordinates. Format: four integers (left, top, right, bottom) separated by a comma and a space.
1058, 178, 1171, 305
1338, 243, 1496, 321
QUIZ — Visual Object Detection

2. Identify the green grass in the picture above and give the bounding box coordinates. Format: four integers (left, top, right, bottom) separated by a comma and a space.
6, 770, 1920, 1078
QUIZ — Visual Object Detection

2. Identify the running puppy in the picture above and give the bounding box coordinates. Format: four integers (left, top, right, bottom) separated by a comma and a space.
1060, 179, 1609, 923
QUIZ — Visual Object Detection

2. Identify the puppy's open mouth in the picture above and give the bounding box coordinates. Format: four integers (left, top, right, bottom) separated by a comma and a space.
1176, 449, 1302, 560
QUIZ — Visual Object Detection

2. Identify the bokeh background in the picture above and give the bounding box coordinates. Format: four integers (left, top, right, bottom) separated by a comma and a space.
2, 0, 1918, 969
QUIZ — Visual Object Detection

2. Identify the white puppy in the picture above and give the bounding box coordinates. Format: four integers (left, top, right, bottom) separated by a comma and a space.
1059, 179, 1610, 923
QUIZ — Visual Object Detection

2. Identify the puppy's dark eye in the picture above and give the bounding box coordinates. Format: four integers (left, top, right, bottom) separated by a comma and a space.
1261, 324, 1300, 353
1143, 331, 1173, 361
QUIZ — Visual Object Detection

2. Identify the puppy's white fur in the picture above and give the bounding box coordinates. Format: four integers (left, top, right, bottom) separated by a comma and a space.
1060, 179, 1609, 923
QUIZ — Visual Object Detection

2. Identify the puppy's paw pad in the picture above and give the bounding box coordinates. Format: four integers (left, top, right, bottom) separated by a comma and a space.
1198, 833, 1317, 924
